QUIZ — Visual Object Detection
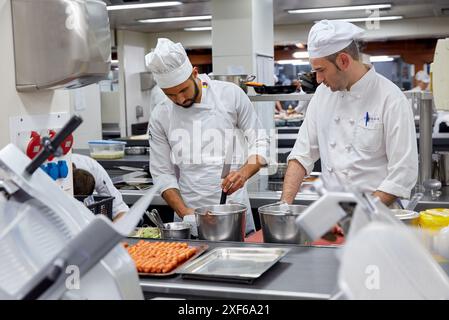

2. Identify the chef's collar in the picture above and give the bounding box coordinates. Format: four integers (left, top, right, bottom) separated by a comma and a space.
190, 74, 213, 109
344, 64, 376, 97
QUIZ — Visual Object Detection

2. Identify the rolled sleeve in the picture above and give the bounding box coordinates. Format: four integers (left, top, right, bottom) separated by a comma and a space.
235, 89, 271, 165
287, 97, 320, 175
377, 180, 413, 199
149, 106, 180, 194
154, 173, 179, 194
377, 97, 419, 198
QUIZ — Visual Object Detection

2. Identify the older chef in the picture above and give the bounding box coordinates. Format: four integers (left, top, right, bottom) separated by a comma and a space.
281, 20, 418, 206
145, 38, 270, 234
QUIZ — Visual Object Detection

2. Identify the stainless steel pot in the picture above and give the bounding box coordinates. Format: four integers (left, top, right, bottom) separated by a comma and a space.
161, 222, 191, 240
125, 146, 147, 155
258, 203, 310, 244
209, 75, 255, 93
194, 204, 247, 242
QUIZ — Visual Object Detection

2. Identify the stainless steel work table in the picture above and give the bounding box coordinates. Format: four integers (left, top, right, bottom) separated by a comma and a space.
133, 240, 340, 300
120, 189, 318, 207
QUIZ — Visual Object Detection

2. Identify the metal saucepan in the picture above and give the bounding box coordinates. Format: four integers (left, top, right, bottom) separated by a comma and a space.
125, 146, 147, 155
195, 203, 247, 242
146, 210, 191, 239
160, 222, 191, 240
258, 203, 311, 244
209, 75, 255, 93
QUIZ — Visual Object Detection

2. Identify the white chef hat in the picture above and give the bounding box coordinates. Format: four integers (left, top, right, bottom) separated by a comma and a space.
145, 38, 193, 89
307, 20, 365, 59
415, 70, 430, 83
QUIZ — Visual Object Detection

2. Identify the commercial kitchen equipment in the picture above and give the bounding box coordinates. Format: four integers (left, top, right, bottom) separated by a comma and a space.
11, 0, 111, 91
0, 117, 163, 299
293, 178, 449, 299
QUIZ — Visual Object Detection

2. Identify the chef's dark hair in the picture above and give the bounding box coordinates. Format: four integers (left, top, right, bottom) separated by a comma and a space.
73, 167, 95, 195
325, 40, 360, 66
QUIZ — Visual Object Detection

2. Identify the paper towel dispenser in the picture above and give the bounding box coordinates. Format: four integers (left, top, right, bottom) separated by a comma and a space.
140, 72, 156, 91
12, 0, 111, 92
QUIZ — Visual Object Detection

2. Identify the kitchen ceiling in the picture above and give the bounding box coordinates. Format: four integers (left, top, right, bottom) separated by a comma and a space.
103, 0, 449, 33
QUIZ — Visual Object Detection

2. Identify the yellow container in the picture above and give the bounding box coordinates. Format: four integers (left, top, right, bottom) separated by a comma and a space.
419, 208, 449, 232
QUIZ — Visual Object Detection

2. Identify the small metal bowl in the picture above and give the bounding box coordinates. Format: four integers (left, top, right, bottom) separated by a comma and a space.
125, 146, 147, 155
161, 222, 191, 240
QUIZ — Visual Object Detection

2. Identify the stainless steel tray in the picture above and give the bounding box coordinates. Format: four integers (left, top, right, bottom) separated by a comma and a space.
177, 247, 290, 284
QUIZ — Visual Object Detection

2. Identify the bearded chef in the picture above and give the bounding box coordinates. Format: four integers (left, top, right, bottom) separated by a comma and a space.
281, 20, 418, 207
145, 38, 270, 234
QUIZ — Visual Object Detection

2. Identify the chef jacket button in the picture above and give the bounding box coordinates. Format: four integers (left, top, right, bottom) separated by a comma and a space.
342, 170, 349, 176
345, 144, 352, 152
329, 141, 336, 148
327, 167, 334, 173
334, 116, 340, 123
349, 119, 355, 125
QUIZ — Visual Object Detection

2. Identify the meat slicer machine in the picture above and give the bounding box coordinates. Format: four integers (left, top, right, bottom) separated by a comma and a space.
294, 179, 449, 299
0, 116, 161, 300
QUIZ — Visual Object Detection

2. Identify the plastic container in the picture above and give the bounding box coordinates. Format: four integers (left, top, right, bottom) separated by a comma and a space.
75, 195, 114, 220
88, 140, 126, 159
419, 208, 449, 232
390, 209, 420, 226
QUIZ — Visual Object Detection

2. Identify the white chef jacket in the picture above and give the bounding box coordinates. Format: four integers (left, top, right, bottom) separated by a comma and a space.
149, 74, 270, 233
149, 85, 168, 115
288, 66, 418, 198
72, 153, 129, 218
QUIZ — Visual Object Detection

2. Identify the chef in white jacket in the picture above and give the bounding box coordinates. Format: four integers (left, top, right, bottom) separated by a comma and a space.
145, 38, 270, 234
72, 153, 129, 221
282, 20, 418, 207
411, 70, 430, 92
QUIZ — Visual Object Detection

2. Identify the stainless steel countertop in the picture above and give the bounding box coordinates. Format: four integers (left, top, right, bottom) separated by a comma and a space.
415, 186, 449, 211
135, 239, 339, 300
73, 149, 449, 210
120, 189, 318, 207
74, 148, 149, 170
121, 186, 449, 213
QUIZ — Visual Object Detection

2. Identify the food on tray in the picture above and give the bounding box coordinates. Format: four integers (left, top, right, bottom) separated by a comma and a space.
245, 81, 264, 87
130, 227, 161, 239
125, 240, 198, 274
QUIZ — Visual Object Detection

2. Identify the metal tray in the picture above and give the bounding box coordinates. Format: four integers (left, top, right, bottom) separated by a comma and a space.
138, 244, 209, 277
177, 247, 290, 284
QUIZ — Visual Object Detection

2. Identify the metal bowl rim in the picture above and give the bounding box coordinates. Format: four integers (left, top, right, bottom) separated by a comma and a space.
194, 203, 247, 215
162, 222, 191, 231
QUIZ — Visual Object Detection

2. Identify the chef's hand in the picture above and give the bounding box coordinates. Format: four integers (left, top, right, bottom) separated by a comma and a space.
179, 207, 194, 218
221, 170, 247, 195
